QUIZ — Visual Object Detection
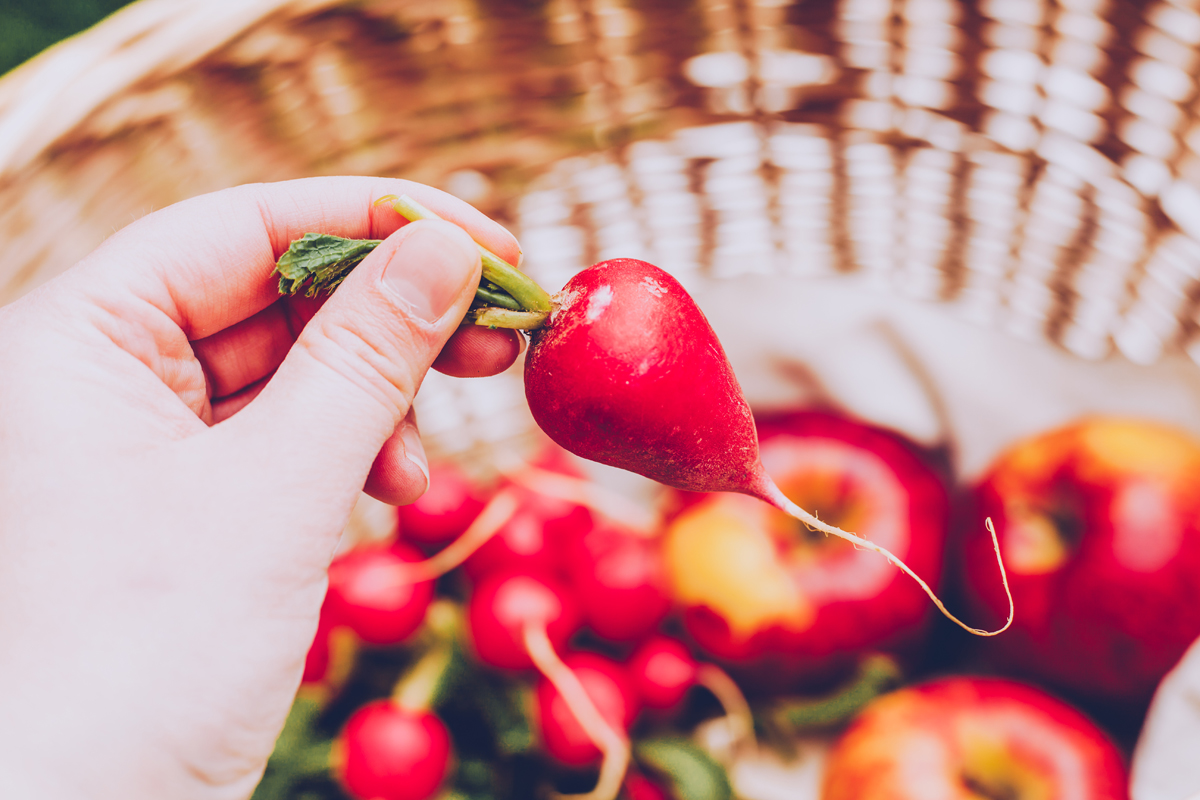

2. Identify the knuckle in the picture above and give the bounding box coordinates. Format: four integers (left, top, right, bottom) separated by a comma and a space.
299, 311, 430, 416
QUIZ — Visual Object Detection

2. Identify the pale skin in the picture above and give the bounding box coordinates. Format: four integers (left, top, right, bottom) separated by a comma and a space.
0, 177, 524, 800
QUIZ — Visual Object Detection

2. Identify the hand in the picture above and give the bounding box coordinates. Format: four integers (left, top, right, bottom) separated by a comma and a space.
0, 178, 522, 800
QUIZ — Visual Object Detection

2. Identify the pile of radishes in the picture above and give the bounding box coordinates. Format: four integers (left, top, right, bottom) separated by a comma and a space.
259, 409, 1171, 800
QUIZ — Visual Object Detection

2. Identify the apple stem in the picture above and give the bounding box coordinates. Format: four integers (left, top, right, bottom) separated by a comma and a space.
523, 623, 630, 800
407, 489, 522, 582
694, 664, 756, 753
758, 477, 1014, 637
505, 465, 660, 534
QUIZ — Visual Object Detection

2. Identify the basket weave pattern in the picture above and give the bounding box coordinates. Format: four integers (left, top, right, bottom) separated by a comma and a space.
4, 0, 1200, 378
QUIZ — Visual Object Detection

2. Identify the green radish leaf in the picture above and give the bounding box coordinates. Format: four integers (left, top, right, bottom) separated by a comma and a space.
274, 233, 381, 297
766, 653, 902, 733
634, 737, 732, 800
476, 679, 535, 757
250, 695, 335, 800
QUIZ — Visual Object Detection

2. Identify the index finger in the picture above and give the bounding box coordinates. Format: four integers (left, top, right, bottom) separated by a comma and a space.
78, 177, 521, 341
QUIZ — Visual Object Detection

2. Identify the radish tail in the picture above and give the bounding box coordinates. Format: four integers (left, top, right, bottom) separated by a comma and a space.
694, 664, 756, 753
756, 476, 1013, 638
523, 623, 630, 800
408, 490, 521, 582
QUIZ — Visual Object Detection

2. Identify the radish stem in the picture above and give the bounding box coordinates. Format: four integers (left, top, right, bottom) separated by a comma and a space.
524, 623, 630, 800
759, 479, 1013, 637
468, 307, 549, 330
378, 194, 553, 315
391, 639, 454, 712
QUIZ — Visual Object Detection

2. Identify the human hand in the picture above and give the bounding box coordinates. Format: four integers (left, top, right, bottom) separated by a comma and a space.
0, 178, 522, 800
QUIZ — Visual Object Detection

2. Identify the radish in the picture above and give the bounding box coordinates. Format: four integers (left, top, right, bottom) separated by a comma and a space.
278, 197, 1012, 638
523, 258, 762, 497
465, 570, 634, 800
562, 522, 670, 643
335, 614, 460, 800
466, 569, 582, 671
534, 651, 639, 766
325, 543, 434, 645
521, 258, 1010, 636
626, 635, 754, 750
336, 701, 452, 800
462, 486, 591, 582
398, 462, 489, 545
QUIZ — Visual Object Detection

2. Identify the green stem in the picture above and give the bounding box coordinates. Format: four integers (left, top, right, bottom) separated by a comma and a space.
468, 307, 550, 329
475, 285, 523, 311
379, 194, 553, 315
764, 653, 902, 732
392, 643, 454, 712
391, 601, 462, 712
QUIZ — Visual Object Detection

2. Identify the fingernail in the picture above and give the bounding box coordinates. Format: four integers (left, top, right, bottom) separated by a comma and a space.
382, 220, 479, 322
399, 418, 430, 494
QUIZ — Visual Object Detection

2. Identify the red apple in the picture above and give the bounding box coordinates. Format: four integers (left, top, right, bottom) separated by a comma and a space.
822, 676, 1128, 799
959, 417, 1200, 704
661, 410, 949, 680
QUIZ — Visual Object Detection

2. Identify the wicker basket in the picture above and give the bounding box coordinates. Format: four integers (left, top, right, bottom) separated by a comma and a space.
9, 0, 1200, 521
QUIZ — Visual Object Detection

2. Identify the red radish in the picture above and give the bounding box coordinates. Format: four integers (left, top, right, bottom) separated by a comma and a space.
398, 462, 488, 545
467, 570, 582, 671
524, 259, 761, 497
326, 543, 434, 645
335, 700, 452, 800
628, 636, 698, 710
463, 486, 591, 581
626, 635, 755, 749
535, 652, 640, 766
467, 570, 633, 800
563, 522, 670, 642
525, 259, 1010, 638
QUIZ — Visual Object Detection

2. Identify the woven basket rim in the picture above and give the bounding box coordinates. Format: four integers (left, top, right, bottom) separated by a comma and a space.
0, 0, 343, 180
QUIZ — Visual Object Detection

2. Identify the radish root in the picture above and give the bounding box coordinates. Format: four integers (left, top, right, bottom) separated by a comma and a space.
761, 481, 1013, 637
407, 489, 521, 582
524, 623, 630, 800
694, 663, 756, 753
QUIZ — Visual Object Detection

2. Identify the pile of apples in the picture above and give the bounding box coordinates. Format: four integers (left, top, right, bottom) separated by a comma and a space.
255, 410, 1200, 800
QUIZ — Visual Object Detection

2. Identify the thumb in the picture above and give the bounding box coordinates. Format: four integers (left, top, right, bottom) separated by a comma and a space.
227, 218, 482, 491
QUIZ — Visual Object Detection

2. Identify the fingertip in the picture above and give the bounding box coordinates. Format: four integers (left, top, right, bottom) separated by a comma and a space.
364, 416, 430, 506
432, 326, 523, 378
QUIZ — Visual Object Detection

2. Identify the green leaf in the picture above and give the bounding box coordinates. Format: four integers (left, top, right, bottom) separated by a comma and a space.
766, 653, 902, 732
634, 737, 732, 800
274, 233, 381, 297
250, 695, 335, 800
477, 679, 535, 757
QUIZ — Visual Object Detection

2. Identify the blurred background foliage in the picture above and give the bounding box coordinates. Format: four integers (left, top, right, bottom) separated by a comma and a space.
0, 0, 136, 76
